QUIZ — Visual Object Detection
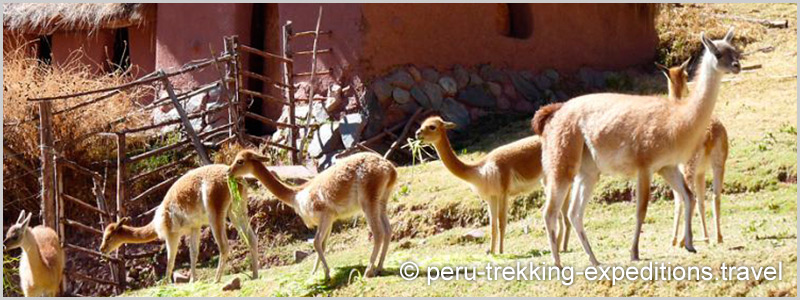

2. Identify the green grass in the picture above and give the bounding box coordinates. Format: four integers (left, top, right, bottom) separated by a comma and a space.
122, 3, 796, 297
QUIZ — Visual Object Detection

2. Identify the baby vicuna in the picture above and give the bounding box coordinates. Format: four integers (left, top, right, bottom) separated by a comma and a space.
415, 116, 570, 254
228, 150, 397, 281
99, 164, 259, 283
4, 211, 65, 297
657, 60, 729, 245
533, 28, 740, 267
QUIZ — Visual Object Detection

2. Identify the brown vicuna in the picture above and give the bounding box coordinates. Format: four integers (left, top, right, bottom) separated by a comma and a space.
228, 150, 397, 281
416, 116, 571, 254
3, 211, 65, 297
657, 60, 729, 245
532, 28, 740, 267
99, 164, 259, 283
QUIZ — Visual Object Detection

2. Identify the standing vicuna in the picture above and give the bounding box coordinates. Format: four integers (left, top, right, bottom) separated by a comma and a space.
99, 164, 259, 283
532, 28, 740, 267
228, 149, 397, 281
415, 116, 571, 254
3, 211, 65, 297
656, 60, 729, 245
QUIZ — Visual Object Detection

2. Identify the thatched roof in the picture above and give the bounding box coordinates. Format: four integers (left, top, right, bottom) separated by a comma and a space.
3, 3, 155, 34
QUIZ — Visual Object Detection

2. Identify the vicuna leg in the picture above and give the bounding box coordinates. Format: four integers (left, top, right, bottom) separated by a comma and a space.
659, 166, 697, 254
209, 210, 230, 283
313, 222, 332, 276
544, 180, 571, 268
694, 171, 709, 242
570, 158, 600, 266
486, 196, 499, 254
498, 194, 508, 254
377, 190, 393, 273
671, 189, 682, 247
164, 233, 180, 284
365, 201, 386, 278
558, 187, 572, 252
712, 163, 725, 243
631, 171, 651, 261
234, 187, 260, 279
189, 228, 200, 282
313, 213, 333, 281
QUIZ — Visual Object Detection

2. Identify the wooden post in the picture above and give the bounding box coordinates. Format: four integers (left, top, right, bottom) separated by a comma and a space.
283, 21, 300, 164
38, 101, 57, 229
231, 36, 246, 145
114, 132, 127, 293
55, 158, 64, 241
160, 72, 212, 165
301, 7, 324, 155
214, 39, 235, 139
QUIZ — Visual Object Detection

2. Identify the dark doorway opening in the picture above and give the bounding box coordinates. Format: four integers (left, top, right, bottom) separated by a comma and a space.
245, 3, 269, 136
111, 28, 131, 73
37, 35, 53, 65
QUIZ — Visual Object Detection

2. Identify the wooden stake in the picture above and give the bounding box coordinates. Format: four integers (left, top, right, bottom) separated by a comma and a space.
114, 132, 127, 293
160, 72, 212, 165
301, 6, 324, 157
38, 101, 57, 229
283, 21, 300, 164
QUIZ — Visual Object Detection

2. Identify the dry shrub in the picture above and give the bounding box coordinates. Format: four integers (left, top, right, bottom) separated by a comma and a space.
3, 44, 148, 211
657, 4, 765, 66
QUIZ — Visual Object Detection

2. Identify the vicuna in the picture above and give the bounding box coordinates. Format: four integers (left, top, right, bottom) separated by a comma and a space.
99, 164, 259, 283
657, 60, 729, 245
228, 150, 397, 281
416, 116, 571, 254
532, 28, 740, 267
4, 211, 65, 297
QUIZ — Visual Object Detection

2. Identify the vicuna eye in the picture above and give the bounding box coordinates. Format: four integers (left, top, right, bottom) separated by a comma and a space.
428, 125, 436, 131
237, 160, 244, 165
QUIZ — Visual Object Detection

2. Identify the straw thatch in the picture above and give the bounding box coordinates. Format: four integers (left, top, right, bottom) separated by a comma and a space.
3, 3, 155, 34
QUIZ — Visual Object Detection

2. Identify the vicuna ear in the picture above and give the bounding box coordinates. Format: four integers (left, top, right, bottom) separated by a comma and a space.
443, 121, 457, 129
723, 26, 735, 43
679, 57, 692, 72
654, 63, 669, 77
22, 212, 32, 228
254, 153, 270, 162
16, 210, 26, 224
700, 32, 721, 58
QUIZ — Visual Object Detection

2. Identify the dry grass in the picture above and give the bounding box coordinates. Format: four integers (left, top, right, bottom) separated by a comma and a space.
656, 4, 766, 66
2, 44, 147, 211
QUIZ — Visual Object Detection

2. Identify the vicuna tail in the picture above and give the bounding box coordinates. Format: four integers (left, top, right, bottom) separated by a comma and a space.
531, 102, 564, 135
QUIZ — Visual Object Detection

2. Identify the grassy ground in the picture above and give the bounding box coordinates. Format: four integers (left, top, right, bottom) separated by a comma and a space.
124, 3, 797, 297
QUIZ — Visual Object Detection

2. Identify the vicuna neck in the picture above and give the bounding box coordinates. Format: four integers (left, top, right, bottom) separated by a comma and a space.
20, 228, 45, 269
684, 51, 723, 125
117, 223, 159, 244
251, 163, 298, 206
432, 136, 476, 182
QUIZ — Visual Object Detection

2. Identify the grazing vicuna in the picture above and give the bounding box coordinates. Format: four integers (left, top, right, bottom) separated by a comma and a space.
415, 116, 570, 254
532, 28, 740, 267
228, 150, 397, 281
3, 211, 65, 297
657, 60, 729, 245
99, 164, 259, 283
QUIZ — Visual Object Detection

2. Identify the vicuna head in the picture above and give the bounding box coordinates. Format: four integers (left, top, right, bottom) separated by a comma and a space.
656, 58, 691, 99
228, 149, 271, 178
415, 116, 456, 144
99, 217, 131, 253
701, 27, 741, 74
4, 211, 33, 251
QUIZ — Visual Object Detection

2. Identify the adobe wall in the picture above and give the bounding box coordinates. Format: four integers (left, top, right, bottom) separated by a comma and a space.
50, 29, 115, 71
155, 3, 253, 88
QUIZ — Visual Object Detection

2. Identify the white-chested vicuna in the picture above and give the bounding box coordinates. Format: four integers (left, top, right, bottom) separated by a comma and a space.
4, 211, 65, 297
532, 28, 740, 267
228, 150, 396, 281
657, 59, 729, 245
99, 164, 259, 283
415, 116, 571, 254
